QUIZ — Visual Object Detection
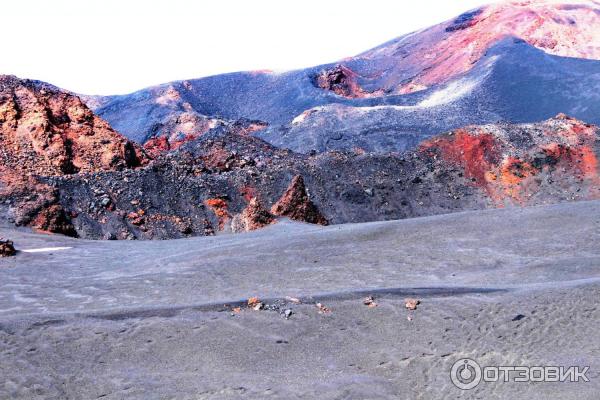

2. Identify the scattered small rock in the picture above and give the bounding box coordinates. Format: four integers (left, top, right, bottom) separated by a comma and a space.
0, 238, 16, 257
405, 298, 420, 310
512, 314, 526, 321
100, 197, 111, 207
363, 296, 378, 308
248, 296, 264, 310
283, 309, 293, 319
316, 302, 331, 314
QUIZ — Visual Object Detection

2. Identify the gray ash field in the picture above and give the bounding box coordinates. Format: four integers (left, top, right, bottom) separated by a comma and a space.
1, 200, 599, 399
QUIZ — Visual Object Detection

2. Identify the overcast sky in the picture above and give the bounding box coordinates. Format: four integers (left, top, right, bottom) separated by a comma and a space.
2, 0, 491, 95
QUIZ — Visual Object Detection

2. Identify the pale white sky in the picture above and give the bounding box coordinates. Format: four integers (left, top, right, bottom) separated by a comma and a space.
1, 0, 491, 95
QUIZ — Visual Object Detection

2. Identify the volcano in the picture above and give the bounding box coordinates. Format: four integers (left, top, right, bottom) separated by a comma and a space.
85, 0, 600, 154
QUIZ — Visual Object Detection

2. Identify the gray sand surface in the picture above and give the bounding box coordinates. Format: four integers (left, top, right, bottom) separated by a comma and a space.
1, 200, 600, 399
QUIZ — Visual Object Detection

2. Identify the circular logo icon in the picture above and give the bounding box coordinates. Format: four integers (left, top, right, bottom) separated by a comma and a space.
450, 358, 482, 390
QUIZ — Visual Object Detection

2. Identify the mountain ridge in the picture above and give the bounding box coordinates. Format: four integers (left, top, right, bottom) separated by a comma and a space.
81, 0, 600, 155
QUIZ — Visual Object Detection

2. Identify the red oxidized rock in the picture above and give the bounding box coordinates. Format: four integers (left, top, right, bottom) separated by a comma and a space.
0, 75, 149, 177
419, 115, 600, 206
314, 65, 380, 99
32, 204, 77, 236
205, 198, 231, 231
232, 197, 276, 233
271, 175, 328, 225
0, 75, 150, 236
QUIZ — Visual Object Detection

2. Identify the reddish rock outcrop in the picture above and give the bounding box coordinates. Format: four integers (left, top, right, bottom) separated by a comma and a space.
3, 177, 77, 236
200, 144, 256, 173
314, 65, 381, 99
271, 175, 328, 225
205, 198, 231, 231
419, 114, 600, 206
31, 204, 77, 236
142, 115, 268, 157
0, 75, 148, 176
315, 65, 360, 98
143, 112, 224, 157
231, 197, 276, 233
0, 75, 149, 236
0, 238, 16, 257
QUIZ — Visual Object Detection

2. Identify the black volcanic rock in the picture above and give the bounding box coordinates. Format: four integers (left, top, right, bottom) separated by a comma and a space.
13, 115, 596, 240
0, 238, 15, 257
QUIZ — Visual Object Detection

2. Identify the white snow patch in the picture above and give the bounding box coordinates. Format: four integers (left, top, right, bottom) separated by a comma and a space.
417, 77, 480, 108
291, 106, 326, 124
21, 247, 72, 253
292, 113, 308, 125
417, 55, 498, 107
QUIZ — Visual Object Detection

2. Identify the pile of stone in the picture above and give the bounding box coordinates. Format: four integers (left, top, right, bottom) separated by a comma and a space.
0, 238, 16, 257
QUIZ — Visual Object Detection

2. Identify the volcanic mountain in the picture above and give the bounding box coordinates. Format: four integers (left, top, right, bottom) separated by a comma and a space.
85, 0, 600, 154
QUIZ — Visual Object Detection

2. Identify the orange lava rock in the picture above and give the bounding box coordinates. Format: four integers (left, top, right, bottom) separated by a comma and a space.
32, 204, 77, 236
204, 198, 230, 231
247, 297, 263, 310
271, 175, 328, 225
0, 75, 148, 177
231, 197, 275, 233
405, 298, 420, 310
127, 211, 145, 226
419, 115, 600, 206
316, 302, 331, 314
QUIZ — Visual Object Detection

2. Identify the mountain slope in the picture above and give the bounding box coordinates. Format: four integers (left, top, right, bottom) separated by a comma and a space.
84, 0, 600, 154
1, 80, 597, 240
21, 115, 600, 240
258, 37, 600, 153
345, 0, 600, 96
